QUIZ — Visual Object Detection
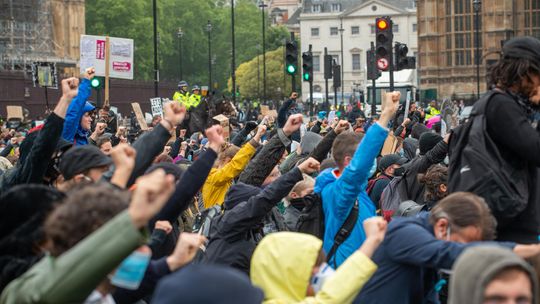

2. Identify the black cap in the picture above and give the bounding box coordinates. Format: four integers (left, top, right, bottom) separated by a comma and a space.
59, 145, 112, 180
502, 36, 540, 66
379, 154, 407, 171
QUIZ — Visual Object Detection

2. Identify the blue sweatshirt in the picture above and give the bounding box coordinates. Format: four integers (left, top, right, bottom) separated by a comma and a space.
355, 213, 516, 304
314, 122, 388, 268
62, 78, 92, 145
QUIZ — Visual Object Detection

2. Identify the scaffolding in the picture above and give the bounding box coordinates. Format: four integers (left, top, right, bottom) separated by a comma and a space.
0, 0, 58, 71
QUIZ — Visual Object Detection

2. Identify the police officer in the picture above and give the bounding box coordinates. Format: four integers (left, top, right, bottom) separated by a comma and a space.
173, 80, 190, 106
188, 85, 202, 110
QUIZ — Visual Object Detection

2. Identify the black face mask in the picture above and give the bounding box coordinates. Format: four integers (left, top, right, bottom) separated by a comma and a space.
289, 197, 306, 211
393, 167, 406, 177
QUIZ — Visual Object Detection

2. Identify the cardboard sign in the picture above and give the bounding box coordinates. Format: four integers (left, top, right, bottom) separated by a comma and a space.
131, 102, 148, 131
150, 97, 163, 118
381, 133, 399, 156
80, 35, 134, 80
6, 106, 23, 120
213, 114, 230, 139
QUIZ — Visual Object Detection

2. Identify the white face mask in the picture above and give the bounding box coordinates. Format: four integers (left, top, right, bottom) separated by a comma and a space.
311, 263, 336, 293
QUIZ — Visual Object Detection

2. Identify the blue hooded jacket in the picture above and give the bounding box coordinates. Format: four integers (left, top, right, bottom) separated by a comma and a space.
355, 212, 516, 304
62, 78, 93, 146
314, 122, 388, 268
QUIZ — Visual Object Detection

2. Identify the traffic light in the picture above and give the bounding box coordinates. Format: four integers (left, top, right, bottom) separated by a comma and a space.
285, 40, 298, 75
302, 51, 313, 82
332, 62, 341, 88
375, 16, 393, 71
324, 54, 333, 79
394, 42, 417, 70
90, 77, 104, 90
367, 49, 381, 80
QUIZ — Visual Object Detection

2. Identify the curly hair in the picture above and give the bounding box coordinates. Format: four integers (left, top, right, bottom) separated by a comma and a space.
44, 184, 129, 257
488, 56, 540, 96
418, 164, 448, 203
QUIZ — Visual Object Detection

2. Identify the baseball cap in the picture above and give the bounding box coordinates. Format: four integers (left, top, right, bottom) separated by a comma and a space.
59, 145, 112, 180
379, 154, 407, 171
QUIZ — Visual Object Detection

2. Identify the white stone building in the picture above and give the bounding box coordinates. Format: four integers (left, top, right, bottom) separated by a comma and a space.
299, 0, 417, 103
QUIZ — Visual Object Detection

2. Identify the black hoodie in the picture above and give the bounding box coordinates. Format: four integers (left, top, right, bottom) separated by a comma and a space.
203, 168, 303, 274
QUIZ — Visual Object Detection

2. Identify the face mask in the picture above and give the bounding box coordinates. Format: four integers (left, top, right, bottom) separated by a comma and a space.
311, 263, 336, 293
110, 246, 151, 290
393, 167, 406, 177
398, 148, 405, 158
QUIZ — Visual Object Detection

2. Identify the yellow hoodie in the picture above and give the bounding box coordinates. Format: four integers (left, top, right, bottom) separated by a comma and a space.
201, 141, 256, 208
251, 232, 377, 304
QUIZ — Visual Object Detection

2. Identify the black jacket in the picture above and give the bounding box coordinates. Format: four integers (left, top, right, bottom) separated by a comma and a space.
149, 149, 217, 258
400, 140, 448, 204
0, 113, 65, 192
203, 168, 303, 274
280, 129, 337, 174
484, 92, 540, 243
238, 129, 291, 187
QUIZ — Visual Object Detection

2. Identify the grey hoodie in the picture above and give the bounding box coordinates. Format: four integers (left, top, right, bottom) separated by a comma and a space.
449, 246, 538, 304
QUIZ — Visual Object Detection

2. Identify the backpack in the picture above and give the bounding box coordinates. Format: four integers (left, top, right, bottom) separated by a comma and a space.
296, 193, 358, 268
394, 200, 427, 218
448, 90, 529, 227
366, 174, 391, 196
192, 205, 222, 243
379, 176, 408, 221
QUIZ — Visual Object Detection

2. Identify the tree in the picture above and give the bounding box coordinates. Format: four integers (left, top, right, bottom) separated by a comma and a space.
230, 47, 300, 101
86, 0, 290, 92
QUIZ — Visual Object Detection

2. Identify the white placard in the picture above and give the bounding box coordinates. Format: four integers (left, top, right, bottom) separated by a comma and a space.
150, 97, 163, 118
80, 35, 134, 80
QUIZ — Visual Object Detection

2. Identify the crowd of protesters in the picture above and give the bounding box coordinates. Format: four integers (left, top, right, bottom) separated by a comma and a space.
0, 36, 539, 304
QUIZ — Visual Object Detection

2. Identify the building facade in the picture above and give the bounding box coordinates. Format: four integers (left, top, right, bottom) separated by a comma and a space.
417, 0, 540, 100
299, 0, 417, 103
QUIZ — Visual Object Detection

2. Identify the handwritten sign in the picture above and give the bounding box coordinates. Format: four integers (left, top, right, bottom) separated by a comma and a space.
131, 102, 148, 131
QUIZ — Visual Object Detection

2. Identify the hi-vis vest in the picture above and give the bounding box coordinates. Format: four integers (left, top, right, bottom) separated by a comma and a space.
173, 91, 192, 108
188, 94, 202, 109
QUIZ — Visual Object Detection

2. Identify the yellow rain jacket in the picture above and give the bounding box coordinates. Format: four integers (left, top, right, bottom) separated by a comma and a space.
251, 232, 377, 304
201, 141, 257, 208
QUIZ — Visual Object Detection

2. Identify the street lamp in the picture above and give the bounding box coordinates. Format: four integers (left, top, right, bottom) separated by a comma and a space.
206, 20, 212, 90
177, 27, 184, 81
231, 0, 236, 103
339, 18, 345, 105
152, 0, 158, 96
473, 0, 481, 98
256, 43, 261, 99
259, 1, 268, 104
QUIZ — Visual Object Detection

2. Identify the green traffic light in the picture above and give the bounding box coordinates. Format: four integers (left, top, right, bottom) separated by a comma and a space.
90, 78, 101, 88
286, 65, 296, 74
303, 73, 310, 81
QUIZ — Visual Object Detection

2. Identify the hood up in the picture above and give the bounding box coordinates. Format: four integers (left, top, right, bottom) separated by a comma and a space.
251, 232, 322, 303
449, 245, 539, 304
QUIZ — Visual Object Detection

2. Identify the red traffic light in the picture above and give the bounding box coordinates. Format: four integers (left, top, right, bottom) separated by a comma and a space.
377, 19, 388, 30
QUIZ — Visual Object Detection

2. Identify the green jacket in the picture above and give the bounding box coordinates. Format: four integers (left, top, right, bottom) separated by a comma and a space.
0, 211, 145, 304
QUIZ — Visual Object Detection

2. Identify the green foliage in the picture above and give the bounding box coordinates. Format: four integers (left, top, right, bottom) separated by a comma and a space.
230, 47, 301, 100
86, 0, 290, 92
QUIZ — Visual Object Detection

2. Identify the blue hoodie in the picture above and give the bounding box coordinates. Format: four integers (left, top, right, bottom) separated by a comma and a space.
314, 122, 388, 268
355, 213, 516, 304
62, 78, 93, 146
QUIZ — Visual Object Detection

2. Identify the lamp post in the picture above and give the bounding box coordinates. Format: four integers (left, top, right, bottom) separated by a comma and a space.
259, 1, 268, 104
339, 18, 345, 106
231, 0, 236, 103
473, 0, 481, 98
177, 27, 184, 81
256, 43, 261, 99
152, 0, 158, 96
206, 20, 212, 90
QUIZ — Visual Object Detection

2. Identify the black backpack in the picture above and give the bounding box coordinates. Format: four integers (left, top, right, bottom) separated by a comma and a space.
448, 90, 529, 226
295, 193, 358, 268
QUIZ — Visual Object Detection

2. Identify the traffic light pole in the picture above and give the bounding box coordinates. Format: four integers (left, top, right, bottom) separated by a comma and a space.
324, 47, 329, 112
308, 44, 314, 117
370, 42, 377, 117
